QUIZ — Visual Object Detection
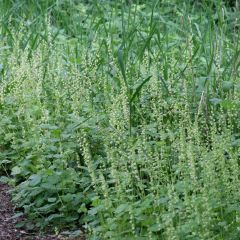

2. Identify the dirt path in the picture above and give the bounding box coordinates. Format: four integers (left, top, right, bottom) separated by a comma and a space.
0, 183, 61, 240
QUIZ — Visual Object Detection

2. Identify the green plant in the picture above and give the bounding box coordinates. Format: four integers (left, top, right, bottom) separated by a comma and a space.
0, 0, 240, 239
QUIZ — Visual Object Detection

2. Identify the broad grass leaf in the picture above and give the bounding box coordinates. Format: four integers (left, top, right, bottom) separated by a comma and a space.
130, 75, 152, 103
117, 46, 128, 89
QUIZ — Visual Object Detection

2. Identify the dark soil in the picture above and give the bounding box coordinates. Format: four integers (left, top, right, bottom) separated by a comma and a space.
0, 183, 84, 240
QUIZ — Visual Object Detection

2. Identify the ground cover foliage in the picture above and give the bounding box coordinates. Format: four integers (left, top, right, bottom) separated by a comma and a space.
0, 0, 240, 239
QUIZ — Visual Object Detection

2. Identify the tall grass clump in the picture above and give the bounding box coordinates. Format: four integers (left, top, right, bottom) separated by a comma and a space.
0, 0, 240, 239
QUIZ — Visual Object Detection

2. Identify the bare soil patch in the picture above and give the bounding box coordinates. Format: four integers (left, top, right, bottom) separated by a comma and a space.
0, 183, 63, 240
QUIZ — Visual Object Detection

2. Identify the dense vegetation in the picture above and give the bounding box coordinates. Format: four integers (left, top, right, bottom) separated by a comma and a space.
0, 0, 240, 239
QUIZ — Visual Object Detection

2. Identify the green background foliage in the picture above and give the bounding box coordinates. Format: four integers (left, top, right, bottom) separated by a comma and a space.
0, 0, 240, 239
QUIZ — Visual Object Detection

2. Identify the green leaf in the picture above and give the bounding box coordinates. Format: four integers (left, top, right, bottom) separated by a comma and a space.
235, 83, 240, 91
220, 99, 234, 109
29, 174, 41, 187
0, 176, 9, 183
130, 75, 152, 103
62, 230, 82, 237
11, 212, 24, 219
28, 189, 43, 197
37, 203, 57, 213
149, 224, 161, 232
46, 213, 63, 222
15, 222, 25, 228
222, 81, 233, 91
39, 124, 59, 130
231, 139, 240, 147
62, 194, 74, 203
65, 215, 79, 222
88, 207, 99, 216
139, 23, 157, 61
175, 181, 186, 193
157, 197, 168, 205
48, 197, 57, 203
117, 47, 128, 89
209, 98, 222, 105
0, 159, 11, 164
115, 203, 129, 214
11, 166, 22, 175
